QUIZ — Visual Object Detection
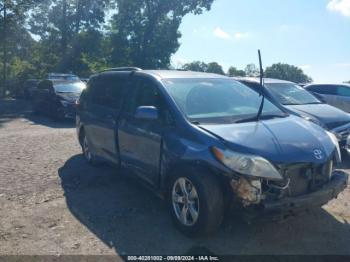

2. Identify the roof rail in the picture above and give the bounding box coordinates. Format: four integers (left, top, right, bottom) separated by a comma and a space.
100, 67, 142, 73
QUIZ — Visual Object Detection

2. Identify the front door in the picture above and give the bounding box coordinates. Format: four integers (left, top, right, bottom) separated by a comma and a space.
118, 76, 166, 186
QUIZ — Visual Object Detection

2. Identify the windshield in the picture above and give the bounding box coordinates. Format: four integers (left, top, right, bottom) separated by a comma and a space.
162, 78, 286, 124
54, 82, 86, 93
265, 83, 321, 105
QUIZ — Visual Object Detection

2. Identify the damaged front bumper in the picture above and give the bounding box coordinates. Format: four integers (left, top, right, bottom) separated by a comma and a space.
232, 170, 348, 216
262, 170, 348, 213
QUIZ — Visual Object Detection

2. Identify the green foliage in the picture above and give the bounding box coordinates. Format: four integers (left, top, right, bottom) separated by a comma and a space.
244, 64, 259, 77
181, 61, 224, 75
0, 0, 215, 97
0, 0, 38, 95
28, 0, 111, 72
265, 63, 313, 83
227, 66, 246, 77
109, 0, 214, 69
206, 62, 225, 75
182, 61, 208, 72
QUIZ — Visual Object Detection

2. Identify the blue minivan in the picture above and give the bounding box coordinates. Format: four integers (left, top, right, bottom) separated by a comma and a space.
76, 68, 348, 236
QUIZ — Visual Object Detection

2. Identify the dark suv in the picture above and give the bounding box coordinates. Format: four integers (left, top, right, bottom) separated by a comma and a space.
76, 68, 348, 236
33, 79, 86, 119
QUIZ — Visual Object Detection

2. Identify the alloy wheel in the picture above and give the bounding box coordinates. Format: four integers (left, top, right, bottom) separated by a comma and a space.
172, 177, 200, 226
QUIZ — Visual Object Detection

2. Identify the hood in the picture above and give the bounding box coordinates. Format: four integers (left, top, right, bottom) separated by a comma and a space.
56, 92, 81, 103
286, 104, 350, 129
200, 116, 335, 164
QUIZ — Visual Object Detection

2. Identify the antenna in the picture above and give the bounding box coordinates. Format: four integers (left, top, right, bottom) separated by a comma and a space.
256, 49, 265, 121
258, 50, 264, 89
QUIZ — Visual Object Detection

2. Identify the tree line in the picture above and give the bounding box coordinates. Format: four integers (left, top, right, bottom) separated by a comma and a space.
181, 61, 313, 83
0, 0, 215, 96
0, 0, 314, 97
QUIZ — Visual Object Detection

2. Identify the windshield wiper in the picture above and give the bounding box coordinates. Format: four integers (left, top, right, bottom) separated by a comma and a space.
304, 102, 322, 105
190, 120, 201, 125
256, 50, 265, 121
235, 114, 286, 124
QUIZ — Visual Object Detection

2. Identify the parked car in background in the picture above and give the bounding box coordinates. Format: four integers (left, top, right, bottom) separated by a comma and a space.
23, 79, 40, 99
14, 79, 39, 99
33, 79, 86, 119
305, 84, 350, 113
76, 68, 347, 236
47, 73, 80, 81
236, 78, 350, 151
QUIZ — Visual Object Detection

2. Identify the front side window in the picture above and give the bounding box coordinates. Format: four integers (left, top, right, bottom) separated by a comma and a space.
162, 78, 285, 123
265, 83, 321, 105
54, 82, 86, 93
126, 78, 162, 114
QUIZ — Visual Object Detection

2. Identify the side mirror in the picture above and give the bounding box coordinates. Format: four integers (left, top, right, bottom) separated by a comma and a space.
135, 106, 159, 120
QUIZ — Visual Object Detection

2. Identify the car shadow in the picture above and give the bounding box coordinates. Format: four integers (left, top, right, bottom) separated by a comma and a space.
59, 155, 350, 255
0, 98, 75, 129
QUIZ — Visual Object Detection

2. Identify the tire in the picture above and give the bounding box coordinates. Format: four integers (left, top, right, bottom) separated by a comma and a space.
82, 133, 98, 166
168, 169, 224, 237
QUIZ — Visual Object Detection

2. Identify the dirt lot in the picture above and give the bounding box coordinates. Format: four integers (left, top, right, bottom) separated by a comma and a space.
0, 98, 350, 256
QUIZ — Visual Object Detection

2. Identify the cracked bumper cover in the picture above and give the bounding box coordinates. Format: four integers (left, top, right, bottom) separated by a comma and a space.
261, 170, 348, 213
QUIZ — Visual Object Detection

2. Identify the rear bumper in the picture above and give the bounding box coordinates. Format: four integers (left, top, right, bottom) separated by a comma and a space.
261, 170, 348, 213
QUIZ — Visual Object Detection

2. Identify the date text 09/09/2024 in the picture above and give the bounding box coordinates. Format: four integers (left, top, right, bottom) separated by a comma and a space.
126, 256, 220, 261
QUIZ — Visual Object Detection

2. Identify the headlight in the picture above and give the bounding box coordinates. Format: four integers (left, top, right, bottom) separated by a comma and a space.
60, 100, 69, 107
211, 147, 283, 181
326, 131, 342, 163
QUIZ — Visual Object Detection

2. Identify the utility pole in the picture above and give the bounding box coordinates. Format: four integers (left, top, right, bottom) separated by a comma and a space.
2, 0, 7, 97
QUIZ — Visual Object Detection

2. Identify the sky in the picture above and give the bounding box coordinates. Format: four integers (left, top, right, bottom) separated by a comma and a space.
171, 0, 350, 83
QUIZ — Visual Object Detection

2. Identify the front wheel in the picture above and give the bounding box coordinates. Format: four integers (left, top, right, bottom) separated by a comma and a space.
168, 170, 224, 237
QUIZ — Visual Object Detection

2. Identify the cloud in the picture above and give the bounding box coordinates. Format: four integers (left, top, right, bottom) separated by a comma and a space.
327, 0, 350, 17
213, 27, 232, 40
299, 65, 312, 70
333, 62, 350, 67
234, 32, 251, 39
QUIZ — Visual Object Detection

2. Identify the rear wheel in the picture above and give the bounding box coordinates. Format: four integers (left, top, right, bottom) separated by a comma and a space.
168, 170, 224, 237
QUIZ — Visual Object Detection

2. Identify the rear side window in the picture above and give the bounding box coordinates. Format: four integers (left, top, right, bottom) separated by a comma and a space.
307, 85, 337, 95
90, 75, 128, 110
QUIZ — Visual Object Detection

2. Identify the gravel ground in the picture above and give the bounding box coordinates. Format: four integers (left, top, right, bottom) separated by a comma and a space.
0, 98, 350, 256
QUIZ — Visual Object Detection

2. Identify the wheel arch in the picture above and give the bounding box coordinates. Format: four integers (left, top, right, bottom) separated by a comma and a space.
160, 160, 231, 198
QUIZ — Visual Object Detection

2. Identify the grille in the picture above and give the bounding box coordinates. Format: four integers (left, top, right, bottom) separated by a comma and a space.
338, 130, 350, 141
266, 160, 333, 198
